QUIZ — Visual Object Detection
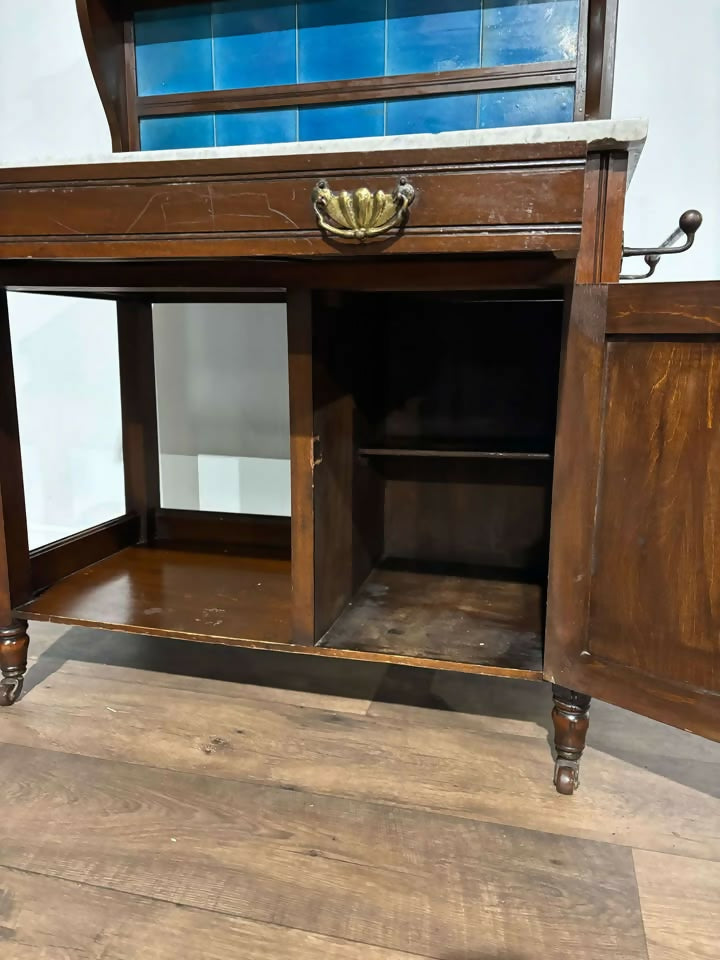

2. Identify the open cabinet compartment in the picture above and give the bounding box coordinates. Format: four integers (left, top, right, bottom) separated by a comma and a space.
17, 297, 295, 650
303, 291, 563, 676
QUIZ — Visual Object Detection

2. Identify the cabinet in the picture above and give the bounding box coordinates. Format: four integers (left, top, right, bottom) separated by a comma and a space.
0, 117, 718, 796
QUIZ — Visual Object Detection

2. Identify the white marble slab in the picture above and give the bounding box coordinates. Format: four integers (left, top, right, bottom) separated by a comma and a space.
1, 118, 648, 181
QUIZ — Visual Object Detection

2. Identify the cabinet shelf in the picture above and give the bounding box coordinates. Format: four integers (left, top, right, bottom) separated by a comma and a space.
318, 565, 544, 679
18, 545, 293, 648
358, 438, 553, 462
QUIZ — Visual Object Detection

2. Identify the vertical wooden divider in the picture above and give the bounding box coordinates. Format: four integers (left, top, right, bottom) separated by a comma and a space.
287, 290, 316, 645
0, 292, 31, 613
287, 291, 357, 646
117, 298, 160, 543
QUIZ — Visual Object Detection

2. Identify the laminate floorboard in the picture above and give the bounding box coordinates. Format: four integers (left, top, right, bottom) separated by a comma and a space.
1, 622, 718, 960
0, 743, 646, 960
633, 851, 720, 960
3, 656, 719, 860
0, 865, 429, 960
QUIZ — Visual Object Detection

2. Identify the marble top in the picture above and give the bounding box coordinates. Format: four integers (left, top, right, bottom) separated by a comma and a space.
1, 118, 648, 181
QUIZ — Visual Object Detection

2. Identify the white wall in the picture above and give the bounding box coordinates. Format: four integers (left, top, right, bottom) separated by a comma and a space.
612, 0, 720, 281
1, 0, 718, 543
0, 0, 125, 547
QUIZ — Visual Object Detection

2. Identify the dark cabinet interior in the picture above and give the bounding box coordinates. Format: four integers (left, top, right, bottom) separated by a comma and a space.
309, 293, 563, 676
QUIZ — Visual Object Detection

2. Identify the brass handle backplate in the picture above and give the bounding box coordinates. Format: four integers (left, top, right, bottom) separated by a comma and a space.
312, 178, 415, 242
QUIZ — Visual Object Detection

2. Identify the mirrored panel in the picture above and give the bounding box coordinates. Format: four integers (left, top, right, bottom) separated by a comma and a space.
154, 302, 291, 516
8, 293, 126, 549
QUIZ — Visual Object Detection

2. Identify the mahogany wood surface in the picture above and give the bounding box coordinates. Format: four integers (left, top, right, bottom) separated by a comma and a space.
30, 514, 141, 594
319, 566, 544, 678
0, 143, 586, 261
575, 151, 627, 283
590, 340, 720, 691
76, 0, 130, 151
19, 545, 293, 648
152, 508, 291, 553
0, 256, 575, 293
546, 281, 720, 743
607, 280, 720, 334
117, 298, 160, 541
0, 291, 31, 612
287, 291, 316, 646
139, 61, 577, 117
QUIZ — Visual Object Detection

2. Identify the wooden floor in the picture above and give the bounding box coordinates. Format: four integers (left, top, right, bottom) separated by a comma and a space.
1, 622, 718, 959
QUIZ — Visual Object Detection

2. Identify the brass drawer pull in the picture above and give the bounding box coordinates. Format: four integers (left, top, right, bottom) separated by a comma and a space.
312, 178, 415, 242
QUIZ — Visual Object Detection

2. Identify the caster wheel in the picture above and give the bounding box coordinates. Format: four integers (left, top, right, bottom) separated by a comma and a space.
554, 760, 579, 795
0, 676, 24, 707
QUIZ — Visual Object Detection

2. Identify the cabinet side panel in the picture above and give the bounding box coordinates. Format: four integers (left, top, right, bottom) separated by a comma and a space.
0, 293, 31, 611
312, 306, 356, 640
589, 341, 720, 692
288, 291, 315, 644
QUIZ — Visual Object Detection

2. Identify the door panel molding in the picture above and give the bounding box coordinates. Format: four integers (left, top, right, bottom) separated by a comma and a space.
546, 280, 720, 743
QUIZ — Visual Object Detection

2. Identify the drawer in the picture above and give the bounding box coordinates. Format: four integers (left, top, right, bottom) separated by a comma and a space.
0, 140, 586, 260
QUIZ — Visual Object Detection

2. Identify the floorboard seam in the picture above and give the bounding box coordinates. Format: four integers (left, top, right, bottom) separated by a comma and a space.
0, 739, 639, 855
0, 861, 445, 960
23, 658, 382, 714
629, 849, 653, 960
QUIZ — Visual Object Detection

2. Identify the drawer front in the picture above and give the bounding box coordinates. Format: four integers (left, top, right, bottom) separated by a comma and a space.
0, 143, 586, 259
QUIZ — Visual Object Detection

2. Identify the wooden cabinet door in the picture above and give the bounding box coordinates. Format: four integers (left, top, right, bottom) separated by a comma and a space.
545, 281, 720, 740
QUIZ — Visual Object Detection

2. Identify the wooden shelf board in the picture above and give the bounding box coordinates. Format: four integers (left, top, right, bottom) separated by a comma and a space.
17, 545, 292, 648
358, 438, 553, 461
318, 565, 544, 678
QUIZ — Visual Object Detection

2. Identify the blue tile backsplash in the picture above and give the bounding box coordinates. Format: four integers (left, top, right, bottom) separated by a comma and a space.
387, 1, 482, 76
136, 1, 581, 148
213, 1, 297, 90
479, 84, 575, 128
140, 114, 215, 150
387, 94, 479, 136
299, 101, 385, 141
135, 6, 213, 96
482, 0, 580, 67
298, 0, 386, 83
216, 107, 297, 146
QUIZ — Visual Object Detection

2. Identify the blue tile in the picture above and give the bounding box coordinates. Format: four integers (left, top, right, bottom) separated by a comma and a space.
482, 0, 580, 66
479, 84, 574, 128
387, 93, 478, 135
299, 101, 385, 141
140, 114, 215, 151
135, 6, 213, 96
212, 1, 297, 90
298, 0, 385, 83
216, 108, 297, 146
387, 1, 481, 76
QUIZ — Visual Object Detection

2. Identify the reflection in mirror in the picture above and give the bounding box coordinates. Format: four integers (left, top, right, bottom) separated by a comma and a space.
8, 293, 125, 549
153, 302, 291, 516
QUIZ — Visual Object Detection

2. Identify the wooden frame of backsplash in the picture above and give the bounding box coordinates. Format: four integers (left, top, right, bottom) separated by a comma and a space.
78, 0, 619, 152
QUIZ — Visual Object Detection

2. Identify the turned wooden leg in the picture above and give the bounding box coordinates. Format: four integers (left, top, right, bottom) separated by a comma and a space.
551, 684, 591, 795
0, 620, 29, 706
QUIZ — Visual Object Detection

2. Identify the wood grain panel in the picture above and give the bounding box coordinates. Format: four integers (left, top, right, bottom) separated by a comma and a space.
545, 284, 608, 679
319, 566, 544, 677
18, 545, 292, 647
30, 514, 140, 593
607, 280, 720, 335
0, 743, 648, 959
0, 146, 585, 259
0, 292, 31, 612
117, 298, 160, 541
589, 341, 720, 692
